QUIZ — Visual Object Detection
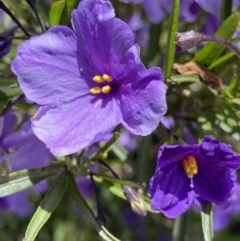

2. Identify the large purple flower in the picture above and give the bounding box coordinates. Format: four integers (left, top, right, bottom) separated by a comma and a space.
149, 136, 240, 218
11, 0, 167, 156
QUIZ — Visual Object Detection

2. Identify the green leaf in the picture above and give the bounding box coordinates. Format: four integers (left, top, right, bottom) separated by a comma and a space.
68, 174, 121, 241
49, 0, 66, 26
92, 173, 143, 189
193, 14, 239, 66
60, 0, 79, 25
24, 173, 68, 241
208, 52, 237, 70
0, 80, 22, 98
0, 162, 65, 197
164, 0, 179, 78
201, 203, 214, 241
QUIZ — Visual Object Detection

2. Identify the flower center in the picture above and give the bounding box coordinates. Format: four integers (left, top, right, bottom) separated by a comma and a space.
90, 74, 113, 94
182, 155, 198, 178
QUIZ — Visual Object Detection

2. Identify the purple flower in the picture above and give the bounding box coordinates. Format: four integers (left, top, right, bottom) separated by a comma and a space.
12, 0, 167, 156
0, 112, 53, 217
195, 0, 240, 17
149, 136, 240, 218
127, 13, 149, 47
120, 0, 199, 23
213, 182, 240, 231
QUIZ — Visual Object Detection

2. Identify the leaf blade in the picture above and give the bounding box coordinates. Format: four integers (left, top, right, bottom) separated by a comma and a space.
23, 173, 68, 241
164, 0, 180, 78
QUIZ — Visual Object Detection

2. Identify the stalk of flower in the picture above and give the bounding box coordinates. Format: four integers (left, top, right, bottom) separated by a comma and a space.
148, 136, 240, 218
11, 0, 167, 156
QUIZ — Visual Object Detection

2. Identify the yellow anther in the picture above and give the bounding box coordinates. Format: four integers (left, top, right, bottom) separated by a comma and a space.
90, 86, 102, 94
102, 85, 111, 94
186, 155, 197, 167
192, 165, 198, 174
103, 74, 113, 82
182, 155, 198, 178
182, 159, 191, 173
93, 75, 104, 83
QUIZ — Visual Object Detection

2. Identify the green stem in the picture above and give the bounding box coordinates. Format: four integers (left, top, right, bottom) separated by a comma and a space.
136, 135, 152, 182
172, 212, 190, 241
147, 23, 161, 66
221, 0, 233, 23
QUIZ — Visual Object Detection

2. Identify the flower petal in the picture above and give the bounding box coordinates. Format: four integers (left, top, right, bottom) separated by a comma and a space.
11, 26, 87, 105
149, 162, 194, 218
119, 64, 167, 135
31, 97, 121, 156
72, 0, 134, 76
193, 153, 234, 204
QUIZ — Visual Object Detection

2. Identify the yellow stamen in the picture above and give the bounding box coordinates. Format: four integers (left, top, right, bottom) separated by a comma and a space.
182, 155, 198, 178
192, 165, 198, 174
186, 155, 197, 167
93, 75, 104, 83
182, 159, 190, 173
103, 74, 113, 82
90, 86, 102, 94
102, 85, 111, 94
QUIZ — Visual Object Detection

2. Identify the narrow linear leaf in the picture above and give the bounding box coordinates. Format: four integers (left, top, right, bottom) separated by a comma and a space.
69, 174, 121, 241
0, 162, 65, 197
208, 52, 238, 70
201, 203, 214, 241
193, 14, 239, 66
24, 173, 68, 241
92, 173, 143, 189
49, 0, 66, 26
164, 0, 179, 78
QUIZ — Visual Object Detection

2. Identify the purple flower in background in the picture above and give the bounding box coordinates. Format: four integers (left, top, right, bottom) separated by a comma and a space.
120, 0, 199, 23
12, 0, 167, 156
127, 13, 149, 47
213, 181, 240, 231
0, 112, 53, 217
196, 0, 240, 17
149, 136, 240, 218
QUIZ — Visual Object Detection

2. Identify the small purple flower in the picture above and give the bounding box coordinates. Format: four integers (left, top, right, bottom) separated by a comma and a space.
149, 136, 240, 218
12, 0, 167, 156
